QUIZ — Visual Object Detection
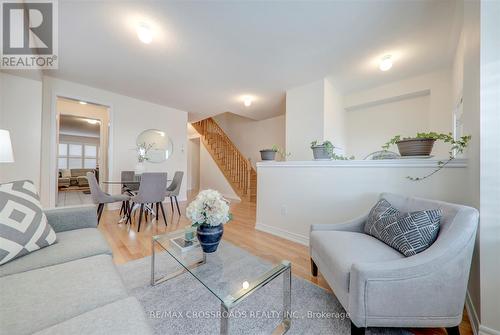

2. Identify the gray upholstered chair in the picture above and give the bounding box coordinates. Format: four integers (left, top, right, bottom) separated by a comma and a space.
127, 172, 168, 232
119, 171, 138, 216
309, 193, 478, 335
165, 171, 183, 216
87, 172, 130, 223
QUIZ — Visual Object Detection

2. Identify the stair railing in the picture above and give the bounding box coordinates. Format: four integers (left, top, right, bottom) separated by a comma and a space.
192, 118, 256, 200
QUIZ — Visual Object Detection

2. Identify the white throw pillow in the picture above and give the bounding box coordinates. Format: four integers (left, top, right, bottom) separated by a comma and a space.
0, 180, 57, 265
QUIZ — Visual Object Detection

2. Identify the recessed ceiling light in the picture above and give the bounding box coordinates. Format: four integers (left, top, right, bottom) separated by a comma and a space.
137, 23, 153, 44
79, 101, 87, 105
243, 96, 253, 107
379, 55, 393, 71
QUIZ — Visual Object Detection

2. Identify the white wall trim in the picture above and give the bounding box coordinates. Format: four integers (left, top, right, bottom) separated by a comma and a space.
466, 290, 480, 335
255, 222, 309, 246
257, 159, 467, 169
344, 89, 431, 112
480, 326, 500, 335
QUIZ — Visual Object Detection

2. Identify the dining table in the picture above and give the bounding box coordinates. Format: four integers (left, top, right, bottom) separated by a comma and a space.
102, 179, 172, 223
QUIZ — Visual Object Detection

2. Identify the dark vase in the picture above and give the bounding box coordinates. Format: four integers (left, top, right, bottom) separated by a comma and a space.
196, 224, 224, 253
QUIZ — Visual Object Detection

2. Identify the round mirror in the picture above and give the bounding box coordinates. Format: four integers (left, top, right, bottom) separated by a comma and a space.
136, 129, 173, 163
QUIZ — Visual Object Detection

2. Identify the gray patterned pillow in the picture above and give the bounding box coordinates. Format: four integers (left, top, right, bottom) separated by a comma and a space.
364, 199, 442, 256
0, 180, 56, 265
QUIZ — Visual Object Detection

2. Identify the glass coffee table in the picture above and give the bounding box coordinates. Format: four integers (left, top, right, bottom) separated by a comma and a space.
151, 229, 292, 334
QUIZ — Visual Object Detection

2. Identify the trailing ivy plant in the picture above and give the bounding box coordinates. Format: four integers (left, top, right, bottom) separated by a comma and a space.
271, 144, 291, 160
381, 132, 471, 181
311, 140, 355, 160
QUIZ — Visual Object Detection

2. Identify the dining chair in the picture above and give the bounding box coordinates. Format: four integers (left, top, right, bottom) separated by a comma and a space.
119, 171, 137, 216
165, 171, 184, 216
127, 172, 168, 232
87, 172, 130, 224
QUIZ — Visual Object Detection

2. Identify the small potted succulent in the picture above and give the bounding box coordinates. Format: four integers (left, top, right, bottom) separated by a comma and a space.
310, 140, 354, 160
186, 189, 232, 253
260, 145, 289, 161
310, 140, 334, 160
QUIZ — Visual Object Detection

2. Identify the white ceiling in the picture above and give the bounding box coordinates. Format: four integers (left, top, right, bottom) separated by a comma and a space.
59, 114, 100, 138
47, 0, 461, 121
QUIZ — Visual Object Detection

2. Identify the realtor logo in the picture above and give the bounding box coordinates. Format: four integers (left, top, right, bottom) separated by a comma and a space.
1, 0, 58, 69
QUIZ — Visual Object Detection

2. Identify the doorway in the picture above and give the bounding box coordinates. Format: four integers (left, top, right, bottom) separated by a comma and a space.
55, 97, 110, 207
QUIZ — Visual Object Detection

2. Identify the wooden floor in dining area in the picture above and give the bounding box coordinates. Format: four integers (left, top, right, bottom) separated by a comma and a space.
98, 191, 472, 335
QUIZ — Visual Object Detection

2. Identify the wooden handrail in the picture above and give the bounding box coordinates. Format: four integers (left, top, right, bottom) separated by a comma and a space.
192, 118, 256, 201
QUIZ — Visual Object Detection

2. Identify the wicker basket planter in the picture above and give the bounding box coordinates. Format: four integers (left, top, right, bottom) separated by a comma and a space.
396, 138, 436, 156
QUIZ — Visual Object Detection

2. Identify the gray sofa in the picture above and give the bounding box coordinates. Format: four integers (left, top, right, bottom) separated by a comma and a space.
0, 205, 152, 335
309, 193, 478, 335
58, 168, 95, 188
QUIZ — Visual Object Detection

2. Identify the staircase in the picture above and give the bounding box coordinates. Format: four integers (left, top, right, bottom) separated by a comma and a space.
192, 118, 257, 202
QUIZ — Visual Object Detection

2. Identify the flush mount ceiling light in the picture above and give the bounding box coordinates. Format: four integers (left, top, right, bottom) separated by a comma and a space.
243, 96, 253, 107
79, 101, 87, 105
379, 55, 393, 71
136, 22, 153, 44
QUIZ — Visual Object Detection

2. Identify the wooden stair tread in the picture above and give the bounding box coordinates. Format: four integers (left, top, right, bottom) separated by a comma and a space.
192, 118, 257, 203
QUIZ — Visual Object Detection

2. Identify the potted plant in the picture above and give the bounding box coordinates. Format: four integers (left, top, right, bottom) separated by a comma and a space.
311, 140, 334, 160
382, 132, 471, 181
186, 189, 232, 253
310, 140, 354, 160
135, 142, 154, 174
260, 145, 290, 161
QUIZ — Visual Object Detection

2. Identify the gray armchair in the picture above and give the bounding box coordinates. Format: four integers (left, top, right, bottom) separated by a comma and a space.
309, 193, 478, 335
166, 171, 183, 216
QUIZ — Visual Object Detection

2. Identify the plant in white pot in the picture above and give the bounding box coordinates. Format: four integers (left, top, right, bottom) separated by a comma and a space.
186, 190, 232, 253
135, 142, 154, 174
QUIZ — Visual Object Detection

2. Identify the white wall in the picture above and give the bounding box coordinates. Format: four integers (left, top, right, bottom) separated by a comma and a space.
285, 79, 325, 160
256, 160, 468, 245
0, 73, 42, 189
40, 77, 188, 207
343, 69, 453, 159
324, 76, 346, 152
346, 94, 430, 159
213, 112, 286, 166
479, 1, 500, 333
187, 137, 200, 191
199, 143, 240, 200
455, 0, 482, 329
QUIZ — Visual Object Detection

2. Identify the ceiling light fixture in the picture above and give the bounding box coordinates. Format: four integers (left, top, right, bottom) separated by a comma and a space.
79, 101, 87, 105
379, 55, 393, 71
137, 22, 153, 44
243, 96, 253, 107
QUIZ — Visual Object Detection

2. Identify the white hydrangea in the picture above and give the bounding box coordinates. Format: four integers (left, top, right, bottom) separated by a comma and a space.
186, 189, 232, 227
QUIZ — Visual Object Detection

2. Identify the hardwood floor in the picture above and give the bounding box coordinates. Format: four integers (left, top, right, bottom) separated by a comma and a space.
98, 192, 472, 335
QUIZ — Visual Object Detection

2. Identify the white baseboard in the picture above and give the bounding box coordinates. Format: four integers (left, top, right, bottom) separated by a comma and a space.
466, 290, 480, 335
479, 326, 500, 335
255, 222, 309, 246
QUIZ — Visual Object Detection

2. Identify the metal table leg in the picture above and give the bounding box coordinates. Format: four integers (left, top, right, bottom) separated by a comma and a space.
150, 238, 206, 286
218, 263, 291, 335
220, 304, 229, 335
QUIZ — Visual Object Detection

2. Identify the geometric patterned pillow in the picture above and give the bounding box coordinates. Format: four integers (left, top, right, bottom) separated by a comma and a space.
0, 180, 56, 265
364, 198, 442, 257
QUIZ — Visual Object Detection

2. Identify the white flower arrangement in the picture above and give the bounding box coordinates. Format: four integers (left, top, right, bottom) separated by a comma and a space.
186, 189, 232, 227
